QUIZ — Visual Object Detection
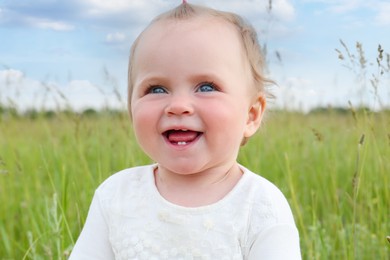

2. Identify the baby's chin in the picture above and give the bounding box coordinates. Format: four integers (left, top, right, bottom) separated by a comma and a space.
156, 162, 205, 176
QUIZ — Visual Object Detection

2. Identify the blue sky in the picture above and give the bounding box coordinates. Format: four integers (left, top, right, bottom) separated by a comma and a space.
1, 0, 389, 112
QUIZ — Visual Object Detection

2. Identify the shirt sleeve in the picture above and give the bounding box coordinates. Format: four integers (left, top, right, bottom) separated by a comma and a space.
69, 192, 115, 260
247, 224, 301, 260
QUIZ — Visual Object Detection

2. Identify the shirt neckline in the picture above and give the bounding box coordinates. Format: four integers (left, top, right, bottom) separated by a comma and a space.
146, 164, 252, 213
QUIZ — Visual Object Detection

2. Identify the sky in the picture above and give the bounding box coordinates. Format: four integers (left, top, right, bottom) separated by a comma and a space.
1, 0, 390, 112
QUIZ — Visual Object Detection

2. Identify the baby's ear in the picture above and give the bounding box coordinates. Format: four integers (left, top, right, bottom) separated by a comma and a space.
244, 94, 266, 138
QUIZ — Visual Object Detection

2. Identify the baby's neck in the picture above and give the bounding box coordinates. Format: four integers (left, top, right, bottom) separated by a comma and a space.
154, 164, 243, 207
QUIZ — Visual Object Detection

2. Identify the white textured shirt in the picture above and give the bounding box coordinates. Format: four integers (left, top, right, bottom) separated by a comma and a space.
70, 164, 301, 259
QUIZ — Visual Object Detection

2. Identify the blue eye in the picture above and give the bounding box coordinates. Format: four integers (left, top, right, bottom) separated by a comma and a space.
197, 83, 216, 92
147, 86, 167, 94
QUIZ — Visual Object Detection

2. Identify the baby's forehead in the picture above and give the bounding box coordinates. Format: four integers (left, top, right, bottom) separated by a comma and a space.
138, 19, 244, 58
145, 15, 240, 38
134, 17, 246, 64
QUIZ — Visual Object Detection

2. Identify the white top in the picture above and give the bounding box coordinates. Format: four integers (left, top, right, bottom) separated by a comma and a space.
70, 164, 301, 259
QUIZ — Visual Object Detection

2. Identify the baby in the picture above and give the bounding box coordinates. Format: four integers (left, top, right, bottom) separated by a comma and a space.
70, 2, 301, 259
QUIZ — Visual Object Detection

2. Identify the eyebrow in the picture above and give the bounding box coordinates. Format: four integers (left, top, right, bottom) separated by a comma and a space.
135, 72, 225, 87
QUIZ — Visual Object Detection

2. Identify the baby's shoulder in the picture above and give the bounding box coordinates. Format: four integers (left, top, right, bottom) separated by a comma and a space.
242, 168, 286, 200
95, 164, 154, 199
240, 167, 295, 225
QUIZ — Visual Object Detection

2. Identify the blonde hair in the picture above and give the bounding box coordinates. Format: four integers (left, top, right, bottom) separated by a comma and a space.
128, 2, 272, 113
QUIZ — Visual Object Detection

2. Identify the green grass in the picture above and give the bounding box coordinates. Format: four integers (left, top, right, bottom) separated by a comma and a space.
0, 110, 389, 259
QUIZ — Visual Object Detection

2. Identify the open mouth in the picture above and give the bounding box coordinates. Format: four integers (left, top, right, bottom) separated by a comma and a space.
163, 129, 202, 146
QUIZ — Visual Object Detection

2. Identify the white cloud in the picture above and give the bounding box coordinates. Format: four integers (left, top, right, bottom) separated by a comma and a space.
32, 19, 74, 31
105, 32, 126, 43
81, 0, 166, 22
0, 69, 125, 111
375, 2, 390, 26
269, 76, 318, 111
196, 0, 295, 22
0, 5, 75, 31
79, 0, 296, 27
272, 0, 296, 21
302, 0, 390, 26
61, 80, 109, 110
0, 69, 24, 85
0, 69, 45, 110
84, 0, 141, 14
1, 0, 296, 39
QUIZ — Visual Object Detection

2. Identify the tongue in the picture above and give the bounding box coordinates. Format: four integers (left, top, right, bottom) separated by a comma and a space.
167, 130, 199, 143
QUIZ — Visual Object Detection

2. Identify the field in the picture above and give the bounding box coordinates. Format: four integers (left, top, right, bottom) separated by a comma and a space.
0, 109, 389, 259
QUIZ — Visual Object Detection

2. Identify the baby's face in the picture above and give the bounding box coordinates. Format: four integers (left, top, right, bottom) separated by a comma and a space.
130, 17, 263, 175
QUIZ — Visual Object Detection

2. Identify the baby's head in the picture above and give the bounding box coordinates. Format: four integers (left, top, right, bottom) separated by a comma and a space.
128, 2, 271, 151
128, 2, 271, 113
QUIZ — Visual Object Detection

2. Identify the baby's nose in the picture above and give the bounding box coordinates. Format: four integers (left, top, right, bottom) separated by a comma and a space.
164, 95, 194, 116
